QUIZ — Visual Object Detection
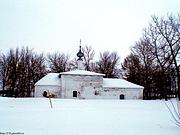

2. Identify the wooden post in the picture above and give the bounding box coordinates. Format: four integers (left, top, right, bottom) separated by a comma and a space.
48, 90, 53, 108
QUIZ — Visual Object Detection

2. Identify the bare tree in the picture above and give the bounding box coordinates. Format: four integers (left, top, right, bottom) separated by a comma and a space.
5, 48, 20, 96
122, 53, 142, 84
0, 47, 47, 97
29, 53, 47, 96
96, 51, 120, 78
69, 58, 78, 70
0, 54, 9, 92
131, 39, 155, 99
47, 52, 69, 73
145, 14, 180, 100
82, 45, 95, 71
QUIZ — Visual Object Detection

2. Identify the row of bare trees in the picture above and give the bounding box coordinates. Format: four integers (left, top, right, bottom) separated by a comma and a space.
47, 46, 120, 78
122, 14, 179, 100
0, 46, 120, 97
0, 47, 47, 97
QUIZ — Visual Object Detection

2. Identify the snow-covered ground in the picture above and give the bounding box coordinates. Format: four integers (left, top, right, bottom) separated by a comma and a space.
0, 98, 179, 135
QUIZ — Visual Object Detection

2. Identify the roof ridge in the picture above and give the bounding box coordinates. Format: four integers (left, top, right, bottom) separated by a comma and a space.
60, 69, 105, 76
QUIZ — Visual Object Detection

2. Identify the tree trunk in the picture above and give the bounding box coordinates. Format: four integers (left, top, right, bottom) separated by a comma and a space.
177, 69, 180, 101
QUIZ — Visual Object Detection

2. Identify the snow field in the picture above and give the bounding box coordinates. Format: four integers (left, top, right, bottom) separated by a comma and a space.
0, 98, 179, 135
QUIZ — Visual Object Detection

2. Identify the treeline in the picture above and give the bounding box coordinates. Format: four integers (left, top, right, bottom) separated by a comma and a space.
0, 47, 47, 97
0, 46, 120, 97
122, 14, 179, 100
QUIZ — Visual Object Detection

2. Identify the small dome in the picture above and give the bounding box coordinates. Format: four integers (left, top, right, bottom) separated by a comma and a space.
77, 45, 84, 60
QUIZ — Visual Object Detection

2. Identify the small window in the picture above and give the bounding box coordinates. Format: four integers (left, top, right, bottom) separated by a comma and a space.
120, 94, 125, 100
73, 91, 77, 97
94, 90, 99, 95
43, 91, 47, 97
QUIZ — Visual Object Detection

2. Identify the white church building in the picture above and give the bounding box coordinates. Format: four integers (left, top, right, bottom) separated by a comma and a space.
35, 46, 144, 100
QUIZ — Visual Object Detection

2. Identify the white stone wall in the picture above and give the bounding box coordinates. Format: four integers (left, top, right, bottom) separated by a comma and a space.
61, 75, 103, 99
34, 74, 144, 100
35, 85, 61, 98
98, 87, 143, 99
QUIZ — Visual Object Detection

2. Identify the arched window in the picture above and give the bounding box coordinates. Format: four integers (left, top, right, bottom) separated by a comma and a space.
73, 91, 78, 97
120, 94, 125, 100
43, 91, 47, 97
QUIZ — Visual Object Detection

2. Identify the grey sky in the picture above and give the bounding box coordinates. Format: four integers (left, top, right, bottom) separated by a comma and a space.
0, 0, 179, 60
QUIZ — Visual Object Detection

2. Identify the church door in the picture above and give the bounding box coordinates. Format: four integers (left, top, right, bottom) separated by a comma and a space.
120, 94, 125, 100
73, 91, 77, 97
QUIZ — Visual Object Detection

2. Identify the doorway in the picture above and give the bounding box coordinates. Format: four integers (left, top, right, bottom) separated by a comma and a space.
119, 94, 125, 100
73, 91, 77, 97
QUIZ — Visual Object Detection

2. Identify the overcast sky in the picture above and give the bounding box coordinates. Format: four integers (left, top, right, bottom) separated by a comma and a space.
0, 0, 179, 61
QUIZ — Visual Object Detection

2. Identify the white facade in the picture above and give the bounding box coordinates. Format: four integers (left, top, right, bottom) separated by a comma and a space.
34, 70, 144, 99
102, 78, 144, 99
101, 88, 143, 99
34, 73, 61, 98
35, 85, 61, 98
61, 74, 103, 99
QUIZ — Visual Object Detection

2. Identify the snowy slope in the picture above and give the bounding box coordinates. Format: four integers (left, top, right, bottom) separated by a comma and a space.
0, 98, 179, 135
35, 73, 60, 86
103, 78, 144, 88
